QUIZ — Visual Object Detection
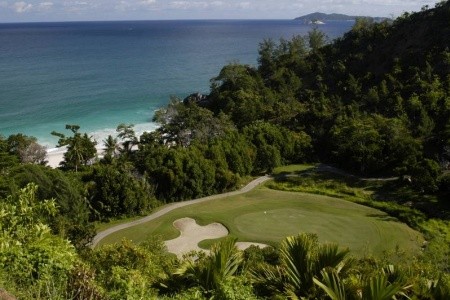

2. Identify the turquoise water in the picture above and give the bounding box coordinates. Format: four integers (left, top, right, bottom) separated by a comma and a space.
0, 20, 353, 147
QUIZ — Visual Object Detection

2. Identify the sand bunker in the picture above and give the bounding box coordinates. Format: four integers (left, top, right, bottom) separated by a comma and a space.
165, 218, 228, 257
235, 242, 268, 251
164, 217, 268, 257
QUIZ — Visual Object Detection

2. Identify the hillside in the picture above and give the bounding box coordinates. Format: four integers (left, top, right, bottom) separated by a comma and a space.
1, 2, 449, 299
327, 3, 450, 78
203, 1, 450, 177
295, 12, 389, 22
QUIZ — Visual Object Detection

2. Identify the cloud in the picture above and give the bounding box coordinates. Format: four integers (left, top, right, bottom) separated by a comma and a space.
13, 1, 33, 13
115, 0, 131, 10
114, 0, 158, 12
62, 0, 92, 13
141, 0, 156, 5
237, 1, 251, 9
1, 0, 440, 22
39, 1, 53, 9
63, 1, 88, 7
170, 1, 209, 9
140, 0, 159, 10
168, 0, 254, 10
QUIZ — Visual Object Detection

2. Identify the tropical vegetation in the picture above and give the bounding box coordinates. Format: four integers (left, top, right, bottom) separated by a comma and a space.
0, 1, 450, 298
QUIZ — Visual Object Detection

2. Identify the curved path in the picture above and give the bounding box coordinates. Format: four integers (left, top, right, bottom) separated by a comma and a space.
90, 175, 271, 248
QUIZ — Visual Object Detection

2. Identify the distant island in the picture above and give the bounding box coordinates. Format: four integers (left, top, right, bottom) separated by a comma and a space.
295, 12, 390, 24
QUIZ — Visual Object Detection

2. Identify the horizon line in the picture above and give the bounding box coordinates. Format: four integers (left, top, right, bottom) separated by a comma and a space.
0, 13, 392, 25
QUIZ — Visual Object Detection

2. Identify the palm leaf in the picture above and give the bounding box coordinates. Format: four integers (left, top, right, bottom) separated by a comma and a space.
427, 275, 450, 300
279, 233, 318, 292
316, 243, 350, 274
252, 264, 287, 296
175, 237, 243, 292
313, 268, 347, 300
361, 274, 407, 300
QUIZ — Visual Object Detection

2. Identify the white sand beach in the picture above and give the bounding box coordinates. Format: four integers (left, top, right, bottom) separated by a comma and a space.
46, 146, 105, 168
46, 147, 67, 168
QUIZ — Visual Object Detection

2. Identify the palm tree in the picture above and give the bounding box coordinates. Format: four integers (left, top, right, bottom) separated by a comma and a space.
174, 237, 243, 294
52, 125, 96, 172
103, 135, 119, 160
116, 123, 137, 154
426, 275, 450, 299
313, 268, 347, 300
254, 233, 350, 299
313, 265, 412, 300
64, 133, 97, 172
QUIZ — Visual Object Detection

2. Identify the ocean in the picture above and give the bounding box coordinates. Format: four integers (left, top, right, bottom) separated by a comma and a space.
0, 20, 353, 147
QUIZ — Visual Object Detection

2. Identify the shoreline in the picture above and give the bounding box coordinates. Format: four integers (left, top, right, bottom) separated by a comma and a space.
46, 145, 105, 168
44, 122, 158, 168
46, 146, 67, 168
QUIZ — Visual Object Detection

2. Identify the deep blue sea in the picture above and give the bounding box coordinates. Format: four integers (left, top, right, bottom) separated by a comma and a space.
0, 20, 353, 147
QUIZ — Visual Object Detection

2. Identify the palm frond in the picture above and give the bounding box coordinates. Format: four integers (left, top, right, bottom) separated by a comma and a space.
316, 243, 350, 273
313, 268, 347, 300
361, 274, 409, 300
175, 237, 243, 292
253, 264, 287, 296
279, 233, 318, 292
427, 274, 450, 300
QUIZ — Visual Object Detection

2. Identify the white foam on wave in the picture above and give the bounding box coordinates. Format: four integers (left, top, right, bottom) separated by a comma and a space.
45, 122, 159, 167
44, 122, 159, 150
46, 146, 67, 154
89, 122, 159, 147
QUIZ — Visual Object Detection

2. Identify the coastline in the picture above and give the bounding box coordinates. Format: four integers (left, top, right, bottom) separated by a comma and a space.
46, 145, 107, 169
46, 146, 67, 168
44, 122, 158, 168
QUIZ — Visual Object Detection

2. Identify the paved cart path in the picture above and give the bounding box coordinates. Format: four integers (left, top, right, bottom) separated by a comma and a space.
91, 175, 271, 248
91, 164, 398, 248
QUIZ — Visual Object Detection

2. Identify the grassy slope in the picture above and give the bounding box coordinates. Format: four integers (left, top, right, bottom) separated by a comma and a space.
98, 181, 422, 257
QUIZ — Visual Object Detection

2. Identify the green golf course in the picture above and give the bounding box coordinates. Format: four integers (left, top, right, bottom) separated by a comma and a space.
97, 185, 423, 257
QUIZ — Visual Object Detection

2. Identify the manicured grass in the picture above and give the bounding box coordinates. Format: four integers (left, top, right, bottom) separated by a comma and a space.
98, 185, 423, 257
272, 164, 316, 175
94, 175, 257, 232
95, 215, 143, 232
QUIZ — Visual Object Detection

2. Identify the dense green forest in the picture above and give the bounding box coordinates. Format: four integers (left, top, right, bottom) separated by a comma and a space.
1, 2, 449, 299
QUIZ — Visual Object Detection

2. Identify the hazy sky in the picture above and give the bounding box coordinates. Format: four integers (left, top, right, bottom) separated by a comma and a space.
0, 0, 439, 23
